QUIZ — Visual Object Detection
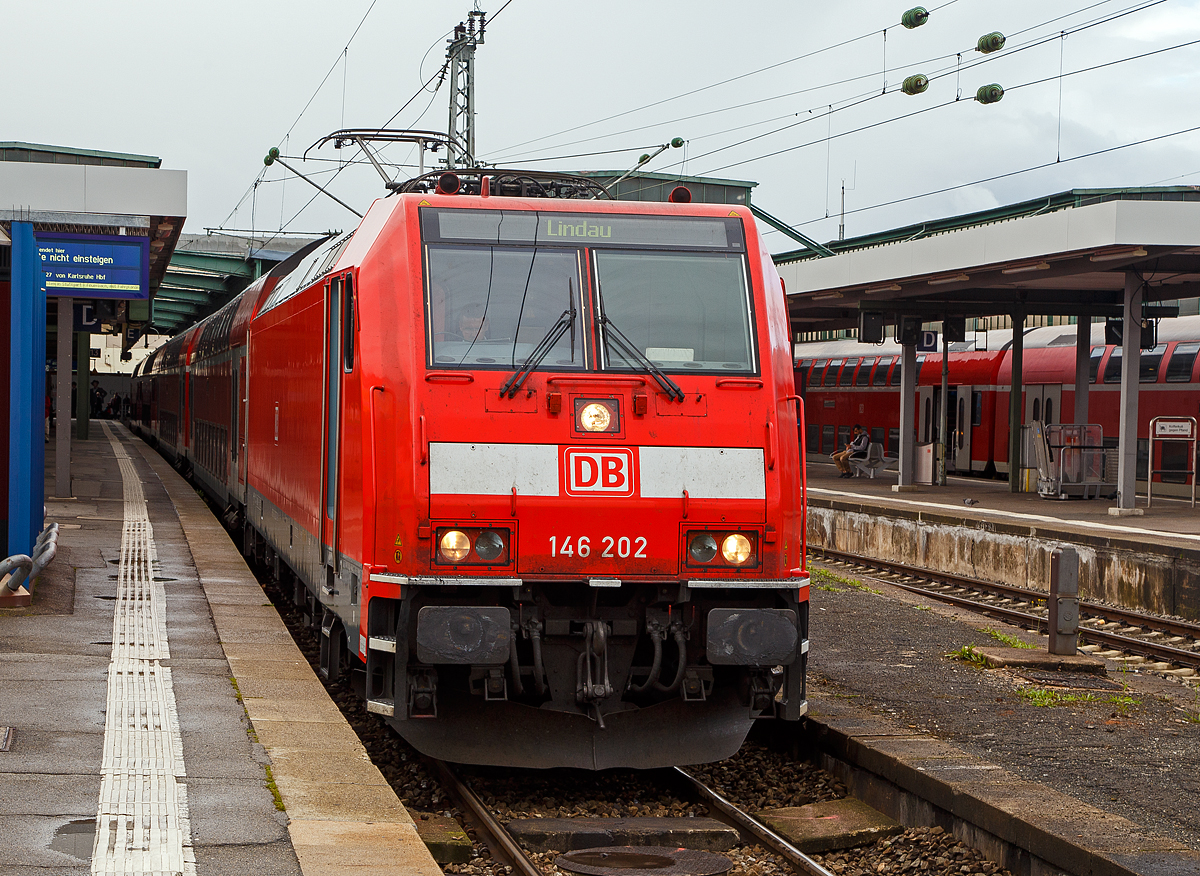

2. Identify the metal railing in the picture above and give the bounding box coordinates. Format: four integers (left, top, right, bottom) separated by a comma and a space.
3, 520, 59, 594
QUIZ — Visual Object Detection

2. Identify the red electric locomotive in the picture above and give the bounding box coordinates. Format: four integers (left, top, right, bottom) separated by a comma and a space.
135, 170, 809, 770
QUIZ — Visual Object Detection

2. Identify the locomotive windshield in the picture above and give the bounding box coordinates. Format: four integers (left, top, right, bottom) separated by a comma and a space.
422, 207, 755, 374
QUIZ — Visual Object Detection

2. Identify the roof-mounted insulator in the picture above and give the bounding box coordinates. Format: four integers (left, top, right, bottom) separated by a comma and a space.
901, 7, 929, 28
264, 147, 280, 167
901, 74, 929, 95
975, 83, 1004, 104
976, 32, 1006, 54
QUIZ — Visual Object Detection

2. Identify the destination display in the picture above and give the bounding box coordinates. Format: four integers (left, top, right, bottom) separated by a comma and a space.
424, 208, 744, 251
36, 233, 150, 300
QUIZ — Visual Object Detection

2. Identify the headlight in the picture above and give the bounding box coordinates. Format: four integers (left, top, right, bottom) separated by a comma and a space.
439, 530, 471, 562
579, 402, 612, 432
475, 529, 505, 561
689, 533, 718, 563
721, 533, 753, 565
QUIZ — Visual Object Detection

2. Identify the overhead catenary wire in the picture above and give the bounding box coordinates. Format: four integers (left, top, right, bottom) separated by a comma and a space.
492, 0, 1165, 171
490, 0, 1154, 165
650, 0, 1173, 177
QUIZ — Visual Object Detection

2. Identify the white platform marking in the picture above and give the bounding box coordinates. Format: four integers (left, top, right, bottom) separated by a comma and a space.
93, 424, 195, 876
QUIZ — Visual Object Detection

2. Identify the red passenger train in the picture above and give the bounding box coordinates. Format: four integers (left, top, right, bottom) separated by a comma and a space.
797, 317, 1200, 478
133, 170, 809, 769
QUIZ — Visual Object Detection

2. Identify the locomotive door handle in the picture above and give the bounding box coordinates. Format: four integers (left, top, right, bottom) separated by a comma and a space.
420, 415, 428, 465
766, 420, 776, 470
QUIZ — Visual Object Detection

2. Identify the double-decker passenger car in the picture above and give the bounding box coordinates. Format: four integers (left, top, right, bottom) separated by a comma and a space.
797, 317, 1200, 478
135, 170, 809, 769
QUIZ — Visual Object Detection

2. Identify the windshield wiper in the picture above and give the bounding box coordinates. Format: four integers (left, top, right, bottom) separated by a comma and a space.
600, 315, 685, 402
499, 279, 577, 399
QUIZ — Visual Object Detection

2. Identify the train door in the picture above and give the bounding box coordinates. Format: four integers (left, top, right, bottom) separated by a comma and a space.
237, 354, 248, 489
1024, 384, 1061, 426
918, 386, 934, 443
320, 277, 344, 573
954, 385, 973, 472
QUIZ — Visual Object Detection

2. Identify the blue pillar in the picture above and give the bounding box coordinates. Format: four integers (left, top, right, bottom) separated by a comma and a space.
8, 223, 46, 556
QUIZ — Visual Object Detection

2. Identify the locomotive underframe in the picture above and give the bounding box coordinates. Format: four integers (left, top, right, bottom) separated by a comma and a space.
356, 581, 808, 769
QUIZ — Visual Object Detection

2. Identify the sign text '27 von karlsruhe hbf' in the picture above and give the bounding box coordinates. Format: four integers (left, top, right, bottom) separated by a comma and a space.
36, 233, 149, 300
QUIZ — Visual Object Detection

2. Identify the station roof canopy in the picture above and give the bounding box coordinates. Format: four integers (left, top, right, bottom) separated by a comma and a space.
775, 188, 1200, 334
0, 140, 186, 301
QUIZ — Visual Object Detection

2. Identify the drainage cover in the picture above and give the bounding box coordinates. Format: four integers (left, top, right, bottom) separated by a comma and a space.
556, 847, 732, 876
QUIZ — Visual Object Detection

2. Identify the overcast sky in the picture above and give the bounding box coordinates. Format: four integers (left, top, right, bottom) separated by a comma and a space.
7, 0, 1200, 250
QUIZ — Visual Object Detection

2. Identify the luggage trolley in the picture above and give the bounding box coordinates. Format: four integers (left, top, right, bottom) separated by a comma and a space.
1033, 423, 1110, 500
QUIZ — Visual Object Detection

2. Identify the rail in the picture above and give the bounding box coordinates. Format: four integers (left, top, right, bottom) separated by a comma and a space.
431, 759, 543, 876
674, 768, 836, 876
812, 547, 1200, 670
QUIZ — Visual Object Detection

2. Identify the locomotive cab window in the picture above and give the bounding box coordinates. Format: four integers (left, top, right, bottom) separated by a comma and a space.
425, 245, 586, 369
422, 207, 755, 375
593, 250, 755, 374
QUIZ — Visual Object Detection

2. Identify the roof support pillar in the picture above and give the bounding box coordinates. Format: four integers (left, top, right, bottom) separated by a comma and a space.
1008, 311, 1025, 494
54, 297, 72, 498
937, 331, 949, 487
7, 222, 46, 557
1073, 316, 1090, 424
893, 342, 917, 491
1113, 273, 1144, 515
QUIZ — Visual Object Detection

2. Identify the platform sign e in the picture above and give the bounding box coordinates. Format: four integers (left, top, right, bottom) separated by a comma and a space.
36, 232, 149, 300
916, 330, 939, 352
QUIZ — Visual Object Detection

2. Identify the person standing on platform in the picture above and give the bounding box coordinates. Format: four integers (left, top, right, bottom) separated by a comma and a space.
832, 424, 869, 478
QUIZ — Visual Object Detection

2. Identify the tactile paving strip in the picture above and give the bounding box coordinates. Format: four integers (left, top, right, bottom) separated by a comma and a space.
92, 424, 196, 876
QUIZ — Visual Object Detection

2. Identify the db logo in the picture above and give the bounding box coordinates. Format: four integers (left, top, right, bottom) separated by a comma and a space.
563, 447, 636, 497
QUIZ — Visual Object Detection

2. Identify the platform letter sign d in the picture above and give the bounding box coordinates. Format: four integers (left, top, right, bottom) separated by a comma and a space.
917, 330, 939, 352
563, 447, 636, 497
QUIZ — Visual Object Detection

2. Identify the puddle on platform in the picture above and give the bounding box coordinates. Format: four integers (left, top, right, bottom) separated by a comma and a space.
49, 819, 95, 860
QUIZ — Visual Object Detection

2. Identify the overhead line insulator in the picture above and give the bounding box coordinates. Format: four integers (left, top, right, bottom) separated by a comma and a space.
901, 74, 929, 95
975, 83, 1005, 104
901, 7, 929, 29
976, 32, 1006, 54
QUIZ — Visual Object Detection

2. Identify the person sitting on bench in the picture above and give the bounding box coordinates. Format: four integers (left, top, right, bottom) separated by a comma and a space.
832, 424, 869, 478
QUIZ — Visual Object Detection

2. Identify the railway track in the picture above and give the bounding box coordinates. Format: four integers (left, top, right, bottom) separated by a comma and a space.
811, 547, 1200, 677
435, 759, 838, 876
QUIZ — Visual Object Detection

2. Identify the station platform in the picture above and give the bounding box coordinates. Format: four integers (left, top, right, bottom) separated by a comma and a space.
802, 553, 1200, 874
803, 456, 1200, 619
0, 422, 441, 876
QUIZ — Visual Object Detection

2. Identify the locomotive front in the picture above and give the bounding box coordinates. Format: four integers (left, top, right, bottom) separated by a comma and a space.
360, 195, 808, 769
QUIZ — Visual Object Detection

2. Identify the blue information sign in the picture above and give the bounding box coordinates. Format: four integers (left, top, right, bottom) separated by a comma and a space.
36, 232, 149, 300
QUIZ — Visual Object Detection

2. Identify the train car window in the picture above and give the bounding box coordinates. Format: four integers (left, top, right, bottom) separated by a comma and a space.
839, 358, 859, 386
888, 427, 900, 455
836, 425, 851, 448
806, 424, 818, 453
595, 250, 756, 374
890, 359, 902, 385
810, 360, 827, 388
1089, 346, 1103, 384
823, 359, 843, 387
972, 391, 983, 427
821, 425, 835, 452
1103, 347, 1122, 383
856, 358, 875, 386
1166, 342, 1200, 382
427, 246, 585, 369
1139, 344, 1167, 383
1032, 398, 1040, 422
342, 274, 356, 372
870, 426, 885, 446
915, 355, 926, 378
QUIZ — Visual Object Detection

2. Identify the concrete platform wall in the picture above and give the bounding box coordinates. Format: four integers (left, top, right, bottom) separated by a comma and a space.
807, 501, 1200, 621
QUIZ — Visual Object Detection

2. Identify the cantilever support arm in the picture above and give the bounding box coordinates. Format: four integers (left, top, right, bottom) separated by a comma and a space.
263, 147, 363, 218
